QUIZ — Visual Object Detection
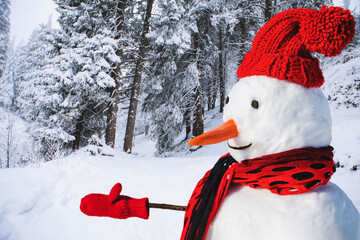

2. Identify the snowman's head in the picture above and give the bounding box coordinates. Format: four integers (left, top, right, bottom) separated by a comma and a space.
188, 6, 355, 162
188, 75, 331, 162
223, 76, 331, 161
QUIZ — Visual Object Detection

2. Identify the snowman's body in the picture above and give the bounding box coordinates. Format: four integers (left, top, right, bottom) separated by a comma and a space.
205, 76, 360, 240
207, 183, 359, 240
206, 183, 359, 240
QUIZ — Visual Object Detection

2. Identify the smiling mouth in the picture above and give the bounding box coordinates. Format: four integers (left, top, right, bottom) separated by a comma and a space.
227, 142, 252, 150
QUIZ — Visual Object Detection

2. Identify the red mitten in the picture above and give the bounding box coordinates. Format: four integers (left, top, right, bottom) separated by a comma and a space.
80, 183, 149, 220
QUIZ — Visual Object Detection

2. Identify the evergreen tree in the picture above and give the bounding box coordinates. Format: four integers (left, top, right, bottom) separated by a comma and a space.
208, 0, 263, 112
0, 0, 10, 77
14, 23, 73, 160
143, 0, 248, 154
0, 39, 20, 110
53, 0, 125, 149
143, 0, 194, 154
16, 23, 63, 122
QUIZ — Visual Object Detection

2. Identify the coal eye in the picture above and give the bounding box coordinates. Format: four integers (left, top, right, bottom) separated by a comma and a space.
251, 100, 259, 109
225, 97, 229, 104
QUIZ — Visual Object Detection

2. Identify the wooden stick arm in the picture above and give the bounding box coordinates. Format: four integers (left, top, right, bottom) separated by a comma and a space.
148, 202, 186, 211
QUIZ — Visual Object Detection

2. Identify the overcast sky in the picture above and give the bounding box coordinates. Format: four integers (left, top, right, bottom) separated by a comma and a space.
10, 0, 59, 46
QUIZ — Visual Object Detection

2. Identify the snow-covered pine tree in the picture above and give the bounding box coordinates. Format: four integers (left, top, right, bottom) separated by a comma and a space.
0, 0, 10, 78
142, 0, 194, 154
0, 39, 20, 110
208, 0, 263, 112
182, 0, 217, 138
143, 0, 260, 154
16, 23, 61, 119
184, 0, 265, 130
16, 23, 63, 116
53, 0, 125, 149
14, 23, 73, 161
102, 0, 126, 149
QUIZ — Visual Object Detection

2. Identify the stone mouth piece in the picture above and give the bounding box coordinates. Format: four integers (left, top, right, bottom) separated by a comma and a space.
227, 142, 252, 150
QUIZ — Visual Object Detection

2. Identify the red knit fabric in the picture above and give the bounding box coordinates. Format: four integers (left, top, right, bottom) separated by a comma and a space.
237, 6, 355, 88
231, 147, 335, 194
181, 147, 335, 240
80, 183, 149, 220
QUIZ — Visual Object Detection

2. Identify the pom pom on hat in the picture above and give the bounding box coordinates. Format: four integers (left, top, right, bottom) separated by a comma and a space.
300, 6, 355, 57
237, 6, 355, 88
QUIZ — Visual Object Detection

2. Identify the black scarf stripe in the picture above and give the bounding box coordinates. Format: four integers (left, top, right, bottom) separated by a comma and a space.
185, 155, 237, 240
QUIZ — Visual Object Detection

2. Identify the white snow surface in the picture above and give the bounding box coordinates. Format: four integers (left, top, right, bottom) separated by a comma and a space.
0, 151, 201, 240
0, 107, 360, 240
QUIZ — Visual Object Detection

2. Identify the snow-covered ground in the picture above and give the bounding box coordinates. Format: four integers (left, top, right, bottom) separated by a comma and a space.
0, 105, 359, 240
0, 145, 213, 240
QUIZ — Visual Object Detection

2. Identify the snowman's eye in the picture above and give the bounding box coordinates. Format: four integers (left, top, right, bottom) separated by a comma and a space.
251, 100, 259, 109
225, 97, 229, 104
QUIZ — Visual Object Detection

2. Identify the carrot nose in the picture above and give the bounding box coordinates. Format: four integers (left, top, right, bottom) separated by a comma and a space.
188, 119, 239, 146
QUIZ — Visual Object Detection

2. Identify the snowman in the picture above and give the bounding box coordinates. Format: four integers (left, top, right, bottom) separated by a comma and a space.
180, 6, 360, 240
80, 6, 359, 240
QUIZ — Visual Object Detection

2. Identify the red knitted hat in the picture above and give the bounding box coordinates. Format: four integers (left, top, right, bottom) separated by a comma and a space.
237, 6, 355, 88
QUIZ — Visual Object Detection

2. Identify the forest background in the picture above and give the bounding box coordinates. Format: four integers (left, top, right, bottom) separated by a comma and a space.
0, 0, 359, 168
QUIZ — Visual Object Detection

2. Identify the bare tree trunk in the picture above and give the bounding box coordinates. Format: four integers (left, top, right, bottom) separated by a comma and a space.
5, 116, 14, 168
264, 0, 273, 22
105, 63, 121, 148
192, 87, 204, 137
6, 122, 11, 168
192, 29, 204, 137
210, 65, 217, 110
73, 111, 84, 150
206, 74, 217, 111
207, 92, 211, 111
123, 0, 154, 153
184, 103, 191, 138
211, 84, 217, 110
218, 23, 225, 113
191, 21, 204, 137
105, 0, 126, 148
